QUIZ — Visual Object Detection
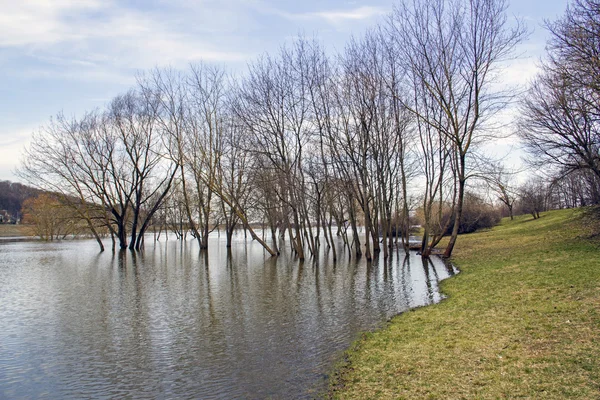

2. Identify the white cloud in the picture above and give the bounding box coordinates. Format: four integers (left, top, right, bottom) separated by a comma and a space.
0, 0, 388, 81
0, 0, 105, 46
0, 0, 259, 183
272, 5, 388, 25
0, 0, 250, 75
308, 6, 388, 24
0, 125, 37, 147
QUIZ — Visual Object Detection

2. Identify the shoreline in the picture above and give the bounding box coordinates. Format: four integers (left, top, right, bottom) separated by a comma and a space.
327, 208, 600, 398
0, 236, 39, 243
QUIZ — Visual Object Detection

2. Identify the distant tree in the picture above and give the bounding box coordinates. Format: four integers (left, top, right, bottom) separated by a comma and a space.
414, 192, 500, 236
519, 179, 549, 219
484, 162, 519, 220
548, 168, 600, 208
21, 194, 76, 240
450, 192, 501, 234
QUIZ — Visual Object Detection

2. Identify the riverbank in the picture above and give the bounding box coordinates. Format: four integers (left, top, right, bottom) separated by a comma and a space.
0, 224, 33, 238
329, 208, 600, 399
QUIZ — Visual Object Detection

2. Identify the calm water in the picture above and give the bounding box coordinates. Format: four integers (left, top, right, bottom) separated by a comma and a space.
0, 233, 456, 399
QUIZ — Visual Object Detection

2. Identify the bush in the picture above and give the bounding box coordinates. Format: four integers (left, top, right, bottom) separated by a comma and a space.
447, 192, 502, 234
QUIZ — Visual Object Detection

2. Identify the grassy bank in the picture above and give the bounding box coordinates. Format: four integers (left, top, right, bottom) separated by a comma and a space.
0, 224, 33, 237
329, 208, 600, 399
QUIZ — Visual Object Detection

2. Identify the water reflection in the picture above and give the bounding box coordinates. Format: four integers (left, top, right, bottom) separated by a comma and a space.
0, 234, 456, 399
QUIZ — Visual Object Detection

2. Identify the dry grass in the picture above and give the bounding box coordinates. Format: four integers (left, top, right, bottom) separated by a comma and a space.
329, 208, 600, 399
0, 224, 35, 237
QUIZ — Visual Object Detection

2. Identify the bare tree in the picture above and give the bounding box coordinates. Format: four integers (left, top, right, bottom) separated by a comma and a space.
139, 68, 202, 244
19, 1, 529, 259
519, 178, 549, 219
388, 0, 526, 257
19, 112, 115, 251
332, 35, 381, 261
234, 39, 322, 260
20, 88, 177, 252
519, 72, 600, 181
519, 0, 600, 199
109, 91, 178, 250
218, 112, 253, 248
484, 161, 519, 219
549, 168, 600, 207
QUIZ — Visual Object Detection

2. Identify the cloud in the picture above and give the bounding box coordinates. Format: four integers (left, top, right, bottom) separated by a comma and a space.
246, 1, 388, 28
1, 1, 387, 81
0, 0, 105, 47
493, 56, 541, 90
0, 0, 251, 77
307, 6, 388, 24
0, 125, 37, 147
271, 5, 388, 26
0, 136, 28, 147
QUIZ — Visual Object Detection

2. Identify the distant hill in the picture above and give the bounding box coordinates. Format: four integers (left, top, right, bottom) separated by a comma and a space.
0, 180, 41, 222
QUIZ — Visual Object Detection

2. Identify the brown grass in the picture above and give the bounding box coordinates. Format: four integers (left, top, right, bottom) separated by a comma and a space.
0, 224, 35, 237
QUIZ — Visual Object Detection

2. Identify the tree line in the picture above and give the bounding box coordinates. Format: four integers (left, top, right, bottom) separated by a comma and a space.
20, 0, 598, 258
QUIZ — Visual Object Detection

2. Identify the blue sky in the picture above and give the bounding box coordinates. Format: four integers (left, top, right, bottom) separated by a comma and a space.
1, 0, 568, 182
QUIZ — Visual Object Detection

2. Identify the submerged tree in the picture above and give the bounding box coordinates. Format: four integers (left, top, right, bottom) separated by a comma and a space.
19, 89, 177, 251
19, 112, 113, 251
19, 0, 526, 258
22, 193, 77, 241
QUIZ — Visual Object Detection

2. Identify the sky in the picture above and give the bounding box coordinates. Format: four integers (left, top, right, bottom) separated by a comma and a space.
0, 0, 569, 182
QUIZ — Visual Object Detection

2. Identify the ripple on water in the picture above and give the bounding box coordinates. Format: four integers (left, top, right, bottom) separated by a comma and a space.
0, 236, 455, 399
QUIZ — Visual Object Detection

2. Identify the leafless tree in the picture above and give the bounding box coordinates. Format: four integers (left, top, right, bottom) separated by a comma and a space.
519, 73, 600, 182
234, 39, 324, 260
19, 1, 528, 258
483, 161, 519, 219
388, 0, 526, 257
19, 112, 115, 251
519, 178, 549, 219
108, 91, 178, 250
218, 112, 254, 248
20, 88, 177, 251
519, 0, 600, 201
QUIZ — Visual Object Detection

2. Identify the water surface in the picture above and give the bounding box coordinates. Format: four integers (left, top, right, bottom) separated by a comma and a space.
0, 234, 456, 399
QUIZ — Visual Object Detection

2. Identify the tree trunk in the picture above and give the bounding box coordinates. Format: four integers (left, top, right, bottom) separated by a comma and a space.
443, 176, 465, 259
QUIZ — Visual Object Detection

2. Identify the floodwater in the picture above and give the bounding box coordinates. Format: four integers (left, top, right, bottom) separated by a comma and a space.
0, 233, 456, 399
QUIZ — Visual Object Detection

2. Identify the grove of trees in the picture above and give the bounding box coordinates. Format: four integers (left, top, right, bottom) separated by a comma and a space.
18, 0, 542, 259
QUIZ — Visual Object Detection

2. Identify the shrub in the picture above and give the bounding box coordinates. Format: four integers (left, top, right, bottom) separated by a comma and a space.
447, 192, 502, 234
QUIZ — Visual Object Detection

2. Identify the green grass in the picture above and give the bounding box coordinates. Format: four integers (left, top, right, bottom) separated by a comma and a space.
329, 208, 600, 399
